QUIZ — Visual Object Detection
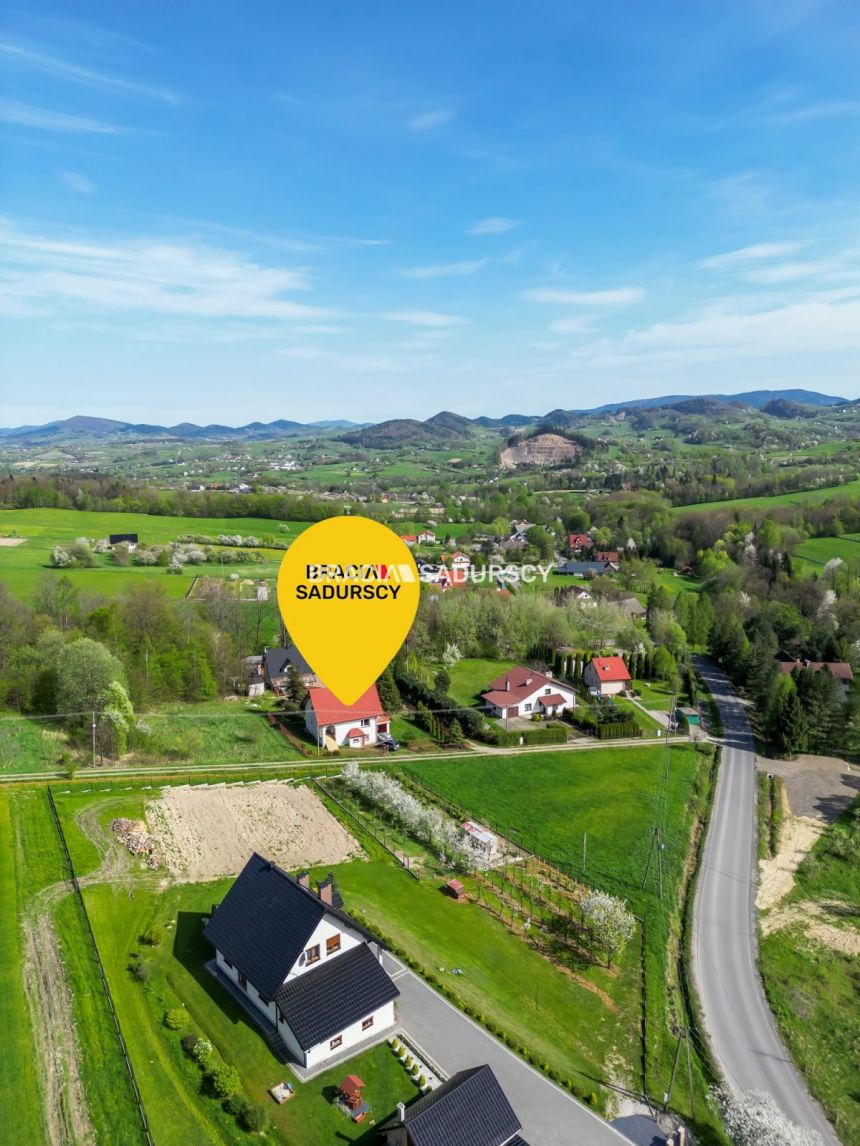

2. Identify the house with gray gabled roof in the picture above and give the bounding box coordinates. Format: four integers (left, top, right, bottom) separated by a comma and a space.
379, 1064, 529, 1146
263, 645, 318, 692
204, 853, 398, 1069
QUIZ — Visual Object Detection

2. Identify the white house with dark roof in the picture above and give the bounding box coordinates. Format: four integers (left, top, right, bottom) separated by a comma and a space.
204, 853, 399, 1069
379, 1064, 529, 1146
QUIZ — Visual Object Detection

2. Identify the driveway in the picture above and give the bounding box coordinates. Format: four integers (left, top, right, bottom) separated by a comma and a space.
382, 952, 630, 1146
691, 657, 838, 1145
756, 753, 860, 823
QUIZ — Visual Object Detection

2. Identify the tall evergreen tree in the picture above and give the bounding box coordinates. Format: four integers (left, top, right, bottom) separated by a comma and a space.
775, 685, 809, 758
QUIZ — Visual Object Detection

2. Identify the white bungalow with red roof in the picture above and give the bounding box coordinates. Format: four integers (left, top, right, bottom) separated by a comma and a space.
583, 655, 631, 697
481, 666, 575, 720
304, 685, 390, 750
399, 534, 418, 546
416, 529, 436, 544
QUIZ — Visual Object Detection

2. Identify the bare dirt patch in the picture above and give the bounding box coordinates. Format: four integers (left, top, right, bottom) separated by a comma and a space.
146, 782, 361, 882
763, 899, 860, 954
757, 814, 823, 912
0, 536, 26, 545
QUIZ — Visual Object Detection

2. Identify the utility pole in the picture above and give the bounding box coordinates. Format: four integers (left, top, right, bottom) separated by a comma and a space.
664, 1027, 685, 1112
91, 710, 97, 767
582, 831, 587, 874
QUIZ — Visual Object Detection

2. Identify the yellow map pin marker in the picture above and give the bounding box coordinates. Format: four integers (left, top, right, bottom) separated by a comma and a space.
276, 516, 420, 705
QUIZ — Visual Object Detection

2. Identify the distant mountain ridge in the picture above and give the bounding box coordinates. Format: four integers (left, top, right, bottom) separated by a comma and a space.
0, 389, 850, 445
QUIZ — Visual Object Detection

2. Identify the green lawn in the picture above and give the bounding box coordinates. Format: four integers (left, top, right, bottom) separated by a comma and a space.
86, 874, 421, 1145
444, 658, 515, 706
611, 697, 663, 731
759, 796, 860, 1143
631, 679, 676, 712
0, 507, 308, 599
337, 859, 640, 1095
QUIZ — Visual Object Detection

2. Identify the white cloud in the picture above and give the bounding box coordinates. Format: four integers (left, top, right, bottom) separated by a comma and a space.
531, 341, 560, 351
397, 259, 488, 279
293, 323, 345, 335
60, 171, 96, 194
0, 100, 124, 133
574, 295, 860, 372
523, 286, 644, 306
700, 241, 806, 269
408, 109, 454, 131
549, 315, 597, 334
380, 310, 469, 327
468, 217, 518, 235
0, 219, 333, 322
0, 41, 178, 103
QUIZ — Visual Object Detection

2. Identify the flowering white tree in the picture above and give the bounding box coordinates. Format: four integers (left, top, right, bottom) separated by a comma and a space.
712, 1086, 823, 1146
51, 546, 71, 567
442, 641, 462, 666
341, 764, 461, 857
581, 890, 635, 966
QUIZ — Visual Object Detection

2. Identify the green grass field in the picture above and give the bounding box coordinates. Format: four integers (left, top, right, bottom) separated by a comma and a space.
759, 797, 860, 1143
401, 743, 721, 1139
792, 532, 860, 569
0, 702, 304, 775
0, 507, 308, 599
0, 792, 44, 1145
444, 657, 515, 706
672, 476, 860, 515
0, 713, 72, 775
407, 745, 701, 893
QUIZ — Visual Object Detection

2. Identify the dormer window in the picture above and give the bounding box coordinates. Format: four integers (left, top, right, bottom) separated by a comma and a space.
304, 944, 320, 965
326, 934, 341, 955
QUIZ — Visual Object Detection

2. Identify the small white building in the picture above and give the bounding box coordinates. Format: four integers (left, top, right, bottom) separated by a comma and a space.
417, 529, 436, 544
460, 821, 500, 863
304, 684, 390, 750
205, 855, 399, 1070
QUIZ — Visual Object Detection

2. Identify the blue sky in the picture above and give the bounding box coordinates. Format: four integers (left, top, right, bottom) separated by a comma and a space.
2, 0, 860, 425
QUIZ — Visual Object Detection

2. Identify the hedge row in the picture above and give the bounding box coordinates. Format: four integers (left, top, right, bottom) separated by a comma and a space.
595, 721, 640, 740
484, 723, 568, 747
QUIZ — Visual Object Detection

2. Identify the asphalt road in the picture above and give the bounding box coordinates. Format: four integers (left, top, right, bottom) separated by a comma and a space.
692, 657, 838, 1144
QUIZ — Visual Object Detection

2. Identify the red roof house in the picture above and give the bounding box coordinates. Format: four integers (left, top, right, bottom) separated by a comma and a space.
583, 655, 631, 696
569, 533, 593, 552
305, 685, 389, 750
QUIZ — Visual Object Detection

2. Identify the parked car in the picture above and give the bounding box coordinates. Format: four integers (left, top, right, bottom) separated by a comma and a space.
378, 732, 400, 751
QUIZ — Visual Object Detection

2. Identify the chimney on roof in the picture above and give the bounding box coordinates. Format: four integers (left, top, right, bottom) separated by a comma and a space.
505, 678, 510, 691
525, 676, 532, 686
296, 871, 310, 889
396, 1102, 406, 1124
317, 878, 333, 905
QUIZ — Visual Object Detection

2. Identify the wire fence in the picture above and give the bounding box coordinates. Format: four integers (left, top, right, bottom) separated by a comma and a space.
45, 787, 153, 1146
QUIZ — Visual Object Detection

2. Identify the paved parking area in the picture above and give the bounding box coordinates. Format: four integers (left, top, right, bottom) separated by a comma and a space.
382, 952, 630, 1146
756, 753, 860, 822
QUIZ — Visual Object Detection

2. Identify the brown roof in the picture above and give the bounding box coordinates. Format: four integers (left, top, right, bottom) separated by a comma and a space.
541, 693, 568, 705
482, 666, 574, 708
777, 660, 854, 682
